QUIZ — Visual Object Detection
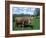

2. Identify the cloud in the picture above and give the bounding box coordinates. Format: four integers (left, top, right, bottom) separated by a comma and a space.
12, 7, 35, 15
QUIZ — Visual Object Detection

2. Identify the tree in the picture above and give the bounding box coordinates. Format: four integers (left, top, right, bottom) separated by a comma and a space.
34, 8, 40, 16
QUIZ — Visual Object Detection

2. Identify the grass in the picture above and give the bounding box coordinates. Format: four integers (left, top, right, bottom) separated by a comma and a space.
13, 16, 40, 31
31, 16, 40, 30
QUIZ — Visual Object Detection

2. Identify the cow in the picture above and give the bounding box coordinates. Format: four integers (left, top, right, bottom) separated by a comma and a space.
15, 16, 32, 27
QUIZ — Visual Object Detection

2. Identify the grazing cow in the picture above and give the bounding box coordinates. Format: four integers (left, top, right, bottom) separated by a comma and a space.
15, 16, 32, 27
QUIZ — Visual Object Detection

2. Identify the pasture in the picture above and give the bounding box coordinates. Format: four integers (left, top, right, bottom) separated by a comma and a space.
13, 15, 40, 31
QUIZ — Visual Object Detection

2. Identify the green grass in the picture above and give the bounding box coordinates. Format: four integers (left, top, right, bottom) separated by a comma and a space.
31, 16, 40, 30
13, 16, 40, 31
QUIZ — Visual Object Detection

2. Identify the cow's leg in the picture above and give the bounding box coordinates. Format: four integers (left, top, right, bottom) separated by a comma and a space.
21, 22, 24, 30
16, 23, 18, 27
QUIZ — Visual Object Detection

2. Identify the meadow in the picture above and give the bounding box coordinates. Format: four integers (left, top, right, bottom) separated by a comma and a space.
13, 15, 40, 31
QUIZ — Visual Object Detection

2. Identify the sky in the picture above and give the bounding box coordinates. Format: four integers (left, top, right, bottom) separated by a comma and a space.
12, 7, 36, 15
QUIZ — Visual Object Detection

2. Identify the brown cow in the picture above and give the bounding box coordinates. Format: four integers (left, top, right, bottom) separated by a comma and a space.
15, 16, 32, 27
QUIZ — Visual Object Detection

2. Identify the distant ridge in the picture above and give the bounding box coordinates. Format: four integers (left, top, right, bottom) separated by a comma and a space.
13, 14, 33, 16
13, 14, 33, 17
